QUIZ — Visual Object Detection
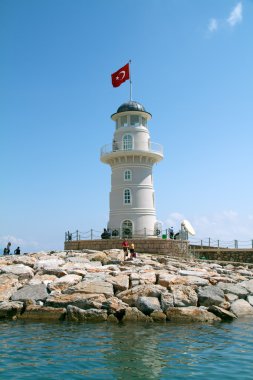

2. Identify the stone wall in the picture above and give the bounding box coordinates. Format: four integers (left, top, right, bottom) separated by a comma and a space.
191, 248, 253, 263
64, 238, 189, 257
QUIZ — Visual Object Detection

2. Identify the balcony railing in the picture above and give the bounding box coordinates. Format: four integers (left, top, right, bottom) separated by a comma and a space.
100, 141, 163, 157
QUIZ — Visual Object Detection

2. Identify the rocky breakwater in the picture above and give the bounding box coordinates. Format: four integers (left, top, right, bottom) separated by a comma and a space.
1, 249, 253, 324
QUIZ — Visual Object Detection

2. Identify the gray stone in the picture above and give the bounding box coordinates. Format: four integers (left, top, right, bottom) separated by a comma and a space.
19, 306, 66, 321
240, 279, 253, 294
64, 280, 114, 296
0, 301, 23, 319
170, 285, 198, 307
136, 296, 162, 315
66, 306, 108, 322
166, 306, 221, 323
207, 305, 237, 321
247, 295, 253, 306
45, 292, 106, 309
160, 292, 174, 311
0, 264, 34, 280
230, 299, 253, 317
121, 307, 152, 322
11, 284, 49, 302
198, 286, 225, 307
217, 283, 249, 298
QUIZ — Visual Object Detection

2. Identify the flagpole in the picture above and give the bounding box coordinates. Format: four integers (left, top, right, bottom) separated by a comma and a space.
129, 60, 132, 101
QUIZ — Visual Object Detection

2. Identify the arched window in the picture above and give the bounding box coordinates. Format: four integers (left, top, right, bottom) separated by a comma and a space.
122, 220, 133, 238
124, 169, 132, 181
124, 188, 131, 204
123, 134, 133, 150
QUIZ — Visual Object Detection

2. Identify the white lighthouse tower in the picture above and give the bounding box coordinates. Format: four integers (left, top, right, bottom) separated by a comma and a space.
100, 100, 163, 238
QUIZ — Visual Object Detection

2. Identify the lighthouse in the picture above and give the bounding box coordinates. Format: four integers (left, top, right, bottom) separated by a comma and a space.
100, 100, 163, 238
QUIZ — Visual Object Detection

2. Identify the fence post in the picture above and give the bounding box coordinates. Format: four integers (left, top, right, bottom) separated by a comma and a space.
76, 230, 79, 240
208, 238, 210, 247
252, 240, 253, 249
91, 229, 93, 240
200, 240, 203, 248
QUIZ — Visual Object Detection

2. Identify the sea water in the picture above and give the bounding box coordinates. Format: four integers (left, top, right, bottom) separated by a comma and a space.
0, 319, 253, 379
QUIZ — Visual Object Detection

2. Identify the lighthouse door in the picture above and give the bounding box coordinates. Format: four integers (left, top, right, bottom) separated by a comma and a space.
121, 220, 133, 238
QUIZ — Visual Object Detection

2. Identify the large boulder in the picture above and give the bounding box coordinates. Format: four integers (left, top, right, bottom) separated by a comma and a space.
230, 299, 253, 317
217, 283, 248, 298
0, 274, 19, 301
170, 285, 198, 307
101, 297, 129, 314
136, 296, 162, 315
45, 292, 106, 309
11, 284, 49, 302
240, 279, 253, 294
19, 306, 66, 321
121, 307, 152, 322
34, 258, 65, 271
0, 301, 23, 319
66, 306, 108, 322
117, 284, 167, 307
166, 307, 221, 323
48, 274, 82, 292
160, 292, 174, 311
64, 280, 114, 296
0, 264, 34, 280
207, 305, 237, 321
197, 285, 225, 307
106, 274, 129, 292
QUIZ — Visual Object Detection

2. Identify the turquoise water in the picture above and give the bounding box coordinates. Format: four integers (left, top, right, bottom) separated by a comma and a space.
0, 319, 253, 379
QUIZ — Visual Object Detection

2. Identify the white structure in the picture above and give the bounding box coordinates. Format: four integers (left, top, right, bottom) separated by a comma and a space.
100, 101, 163, 237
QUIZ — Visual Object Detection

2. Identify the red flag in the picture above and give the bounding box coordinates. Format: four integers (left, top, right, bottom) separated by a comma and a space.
111, 63, 130, 88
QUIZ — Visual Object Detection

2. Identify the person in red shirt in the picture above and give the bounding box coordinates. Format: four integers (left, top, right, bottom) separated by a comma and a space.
122, 238, 129, 261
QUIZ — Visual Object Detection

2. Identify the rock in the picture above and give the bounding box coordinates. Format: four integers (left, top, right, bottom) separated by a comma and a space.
166, 307, 221, 323
150, 310, 167, 322
11, 284, 49, 302
208, 305, 237, 321
88, 251, 108, 264
45, 292, 106, 309
230, 299, 253, 317
138, 271, 156, 284
217, 283, 248, 298
121, 307, 152, 322
160, 292, 174, 311
29, 274, 57, 285
39, 268, 68, 277
12, 256, 37, 268
0, 264, 34, 280
19, 306, 66, 321
225, 293, 238, 303
107, 274, 129, 292
0, 274, 19, 301
107, 314, 119, 323
34, 259, 65, 271
197, 286, 225, 307
247, 295, 253, 306
66, 306, 108, 322
117, 284, 167, 307
170, 285, 198, 307
64, 280, 114, 296
179, 270, 209, 278
48, 274, 82, 292
136, 296, 162, 315
102, 297, 128, 313
240, 279, 253, 294
0, 301, 23, 319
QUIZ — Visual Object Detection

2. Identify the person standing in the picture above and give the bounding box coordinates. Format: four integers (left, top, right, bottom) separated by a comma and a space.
130, 242, 136, 259
122, 238, 129, 260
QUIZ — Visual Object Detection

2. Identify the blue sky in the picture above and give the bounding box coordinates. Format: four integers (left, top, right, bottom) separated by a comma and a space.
1, 0, 253, 252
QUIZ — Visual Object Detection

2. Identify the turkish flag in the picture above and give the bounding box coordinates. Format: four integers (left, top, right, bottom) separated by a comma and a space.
111, 63, 130, 87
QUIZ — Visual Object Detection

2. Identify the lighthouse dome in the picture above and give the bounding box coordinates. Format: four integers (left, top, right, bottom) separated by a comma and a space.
117, 101, 146, 113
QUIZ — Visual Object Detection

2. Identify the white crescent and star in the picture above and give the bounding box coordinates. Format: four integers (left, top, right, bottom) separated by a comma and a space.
116, 70, 125, 81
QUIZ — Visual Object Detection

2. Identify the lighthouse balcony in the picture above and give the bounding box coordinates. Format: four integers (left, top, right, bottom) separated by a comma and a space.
100, 141, 163, 163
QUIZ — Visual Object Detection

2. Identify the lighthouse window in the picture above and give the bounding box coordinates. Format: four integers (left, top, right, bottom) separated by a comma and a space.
124, 169, 132, 181
130, 115, 139, 127
124, 189, 131, 204
120, 116, 128, 127
141, 117, 147, 127
123, 134, 133, 150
